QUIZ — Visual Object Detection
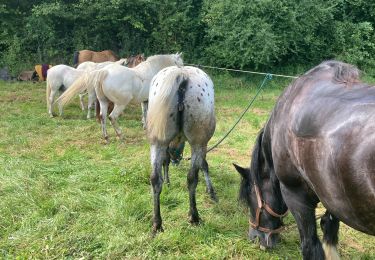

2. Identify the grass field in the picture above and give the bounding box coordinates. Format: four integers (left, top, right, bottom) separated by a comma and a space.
1, 73, 374, 259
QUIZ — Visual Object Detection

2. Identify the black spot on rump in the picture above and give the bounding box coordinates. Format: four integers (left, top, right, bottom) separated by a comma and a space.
197, 97, 201, 102
202, 88, 205, 92
169, 113, 174, 117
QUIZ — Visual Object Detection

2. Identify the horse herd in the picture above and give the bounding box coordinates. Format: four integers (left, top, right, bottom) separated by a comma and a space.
44, 50, 374, 259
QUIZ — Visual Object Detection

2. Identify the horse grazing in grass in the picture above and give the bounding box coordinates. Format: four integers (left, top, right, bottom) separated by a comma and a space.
35, 64, 53, 81
73, 49, 119, 67
147, 66, 217, 234
46, 64, 87, 117
94, 54, 146, 122
57, 54, 183, 143
234, 61, 375, 259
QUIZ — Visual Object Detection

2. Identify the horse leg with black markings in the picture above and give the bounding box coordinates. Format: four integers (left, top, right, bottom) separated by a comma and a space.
188, 145, 205, 225
201, 158, 217, 202
320, 211, 340, 260
150, 144, 168, 234
163, 154, 171, 185
281, 185, 324, 260
109, 103, 128, 141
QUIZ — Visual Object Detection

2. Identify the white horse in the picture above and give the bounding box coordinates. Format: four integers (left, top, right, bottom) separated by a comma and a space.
147, 66, 216, 234
56, 53, 183, 143
75, 58, 128, 119
46, 64, 87, 117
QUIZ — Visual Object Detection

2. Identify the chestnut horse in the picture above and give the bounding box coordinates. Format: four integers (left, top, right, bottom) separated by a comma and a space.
234, 61, 375, 259
73, 50, 119, 67
95, 54, 146, 122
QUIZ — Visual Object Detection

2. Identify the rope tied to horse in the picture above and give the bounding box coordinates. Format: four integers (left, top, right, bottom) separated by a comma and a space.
206, 73, 273, 154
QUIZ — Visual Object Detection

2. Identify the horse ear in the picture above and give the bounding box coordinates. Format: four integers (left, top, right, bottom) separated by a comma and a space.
233, 163, 251, 181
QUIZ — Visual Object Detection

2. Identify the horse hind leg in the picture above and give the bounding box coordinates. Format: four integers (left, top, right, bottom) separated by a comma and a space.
320, 211, 340, 260
79, 93, 85, 111
49, 89, 58, 117
150, 143, 168, 234
187, 145, 207, 225
109, 103, 128, 141
201, 159, 217, 202
86, 90, 96, 119
99, 99, 109, 144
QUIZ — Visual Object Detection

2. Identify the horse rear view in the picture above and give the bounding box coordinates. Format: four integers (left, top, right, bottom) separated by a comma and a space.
147, 66, 216, 233
73, 49, 119, 67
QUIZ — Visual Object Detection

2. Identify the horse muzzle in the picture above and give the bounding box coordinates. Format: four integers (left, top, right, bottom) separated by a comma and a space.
249, 228, 280, 250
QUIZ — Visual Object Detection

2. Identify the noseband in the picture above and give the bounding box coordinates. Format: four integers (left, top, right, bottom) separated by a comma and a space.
249, 182, 288, 235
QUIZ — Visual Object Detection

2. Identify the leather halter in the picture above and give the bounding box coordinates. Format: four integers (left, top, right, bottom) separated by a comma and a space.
249, 182, 288, 235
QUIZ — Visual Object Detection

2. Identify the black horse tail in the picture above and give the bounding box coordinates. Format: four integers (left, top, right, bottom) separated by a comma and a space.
73, 51, 79, 67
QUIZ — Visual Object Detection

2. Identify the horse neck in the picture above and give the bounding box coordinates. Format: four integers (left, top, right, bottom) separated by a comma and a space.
135, 56, 173, 79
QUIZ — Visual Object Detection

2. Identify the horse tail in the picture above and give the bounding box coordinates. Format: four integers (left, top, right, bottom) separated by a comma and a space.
73, 51, 79, 67
147, 70, 188, 141
56, 69, 108, 110
46, 78, 52, 110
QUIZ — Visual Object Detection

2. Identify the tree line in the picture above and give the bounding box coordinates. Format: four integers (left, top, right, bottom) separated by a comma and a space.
1, 0, 375, 75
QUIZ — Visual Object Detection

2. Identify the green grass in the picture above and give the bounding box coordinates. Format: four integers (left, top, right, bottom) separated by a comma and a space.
0, 77, 374, 259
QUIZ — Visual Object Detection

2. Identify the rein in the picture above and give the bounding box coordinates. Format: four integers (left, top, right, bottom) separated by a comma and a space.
249, 182, 288, 235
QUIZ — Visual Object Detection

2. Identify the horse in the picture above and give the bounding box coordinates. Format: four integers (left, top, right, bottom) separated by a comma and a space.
75, 58, 128, 119
46, 64, 87, 117
94, 54, 146, 122
147, 65, 217, 234
35, 64, 53, 81
57, 53, 183, 143
233, 60, 375, 259
73, 50, 119, 67
17, 70, 37, 81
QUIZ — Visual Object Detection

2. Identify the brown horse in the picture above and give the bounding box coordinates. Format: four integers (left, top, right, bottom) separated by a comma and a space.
73, 50, 119, 67
234, 61, 375, 259
95, 54, 146, 122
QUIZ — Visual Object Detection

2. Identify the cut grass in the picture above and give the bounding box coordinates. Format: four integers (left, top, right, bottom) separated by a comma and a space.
0, 77, 374, 259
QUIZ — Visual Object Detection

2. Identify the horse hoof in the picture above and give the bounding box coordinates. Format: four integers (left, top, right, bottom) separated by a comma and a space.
189, 214, 200, 225
210, 192, 219, 202
152, 224, 164, 236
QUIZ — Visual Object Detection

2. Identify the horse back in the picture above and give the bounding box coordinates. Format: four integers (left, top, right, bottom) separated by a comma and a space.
270, 62, 375, 235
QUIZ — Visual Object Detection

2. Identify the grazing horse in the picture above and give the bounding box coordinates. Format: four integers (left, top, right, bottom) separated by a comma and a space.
57, 54, 183, 143
73, 49, 119, 67
234, 61, 375, 259
147, 66, 217, 233
94, 54, 146, 122
46, 65, 87, 117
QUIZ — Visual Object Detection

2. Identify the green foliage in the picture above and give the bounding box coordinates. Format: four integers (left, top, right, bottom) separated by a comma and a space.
0, 0, 375, 75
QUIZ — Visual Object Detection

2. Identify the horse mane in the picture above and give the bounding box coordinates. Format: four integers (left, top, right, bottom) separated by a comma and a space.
238, 129, 264, 204
304, 60, 361, 85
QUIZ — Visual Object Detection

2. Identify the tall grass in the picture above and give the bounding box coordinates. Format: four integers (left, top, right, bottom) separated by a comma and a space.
0, 78, 374, 259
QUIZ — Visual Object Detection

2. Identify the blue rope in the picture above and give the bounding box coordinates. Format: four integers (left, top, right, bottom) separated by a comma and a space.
206, 73, 273, 153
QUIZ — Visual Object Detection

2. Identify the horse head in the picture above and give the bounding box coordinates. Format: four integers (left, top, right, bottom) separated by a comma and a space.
174, 52, 184, 67
233, 130, 287, 249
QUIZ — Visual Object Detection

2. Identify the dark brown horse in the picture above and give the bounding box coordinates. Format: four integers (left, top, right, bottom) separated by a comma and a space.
73, 50, 119, 67
234, 61, 375, 259
95, 54, 146, 122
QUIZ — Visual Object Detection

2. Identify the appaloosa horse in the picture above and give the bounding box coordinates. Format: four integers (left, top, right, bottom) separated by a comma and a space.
234, 61, 375, 259
73, 49, 119, 67
147, 65, 217, 234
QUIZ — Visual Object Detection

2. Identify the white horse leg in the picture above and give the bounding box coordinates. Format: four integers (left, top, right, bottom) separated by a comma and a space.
141, 101, 148, 130
109, 102, 129, 141
79, 93, 85, 111
99, 100, 109, 143
49, 89, 58, 117
86, 89, 96, 119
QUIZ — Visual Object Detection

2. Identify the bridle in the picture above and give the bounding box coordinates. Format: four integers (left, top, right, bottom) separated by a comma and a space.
249, 182, 288, 235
